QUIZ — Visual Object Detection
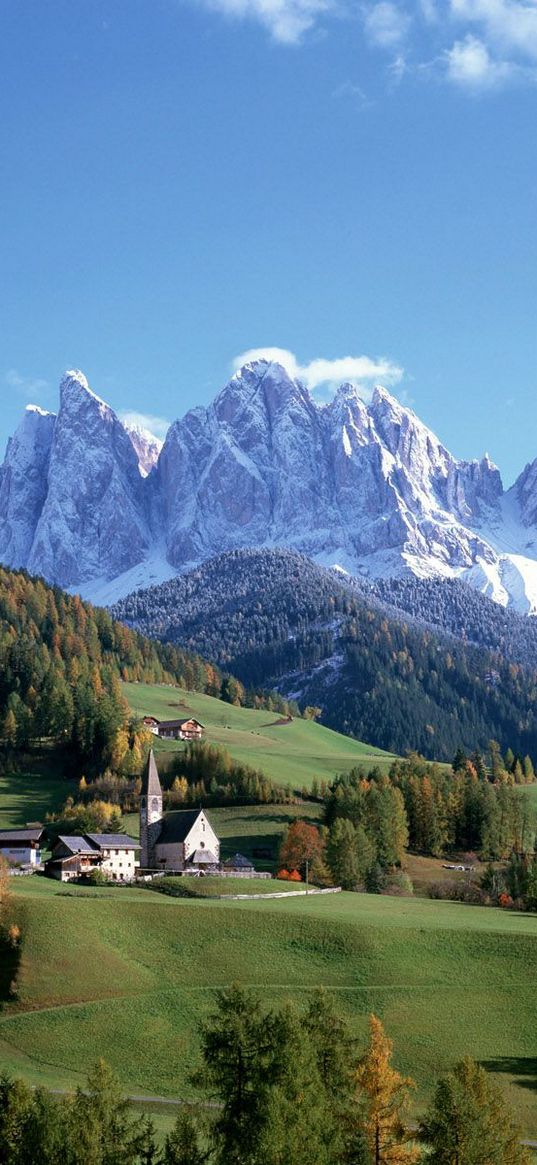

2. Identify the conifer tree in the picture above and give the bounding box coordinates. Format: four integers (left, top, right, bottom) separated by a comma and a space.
354, 1015, 419, 1165
420, 1057, 530, 1165
163, 1109, 206, 1165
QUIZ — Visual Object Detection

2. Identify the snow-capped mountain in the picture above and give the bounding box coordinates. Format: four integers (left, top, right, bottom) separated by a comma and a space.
124, 424, 163, 477
3, 359, 537, 611
24, 371, 151, 588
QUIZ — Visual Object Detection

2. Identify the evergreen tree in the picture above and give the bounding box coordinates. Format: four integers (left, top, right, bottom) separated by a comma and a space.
420, 1057, 530, 1165
196, 985, 275, 1165
259, 1003, 336, 1165
163, 1110, 206, 1165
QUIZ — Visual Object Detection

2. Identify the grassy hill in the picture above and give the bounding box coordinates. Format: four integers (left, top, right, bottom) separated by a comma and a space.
124, 681, 398, 789
3, 877, 537, 1137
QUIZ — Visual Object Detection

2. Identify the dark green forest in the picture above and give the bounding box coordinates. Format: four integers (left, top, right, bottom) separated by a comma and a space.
111, 548, 537, 761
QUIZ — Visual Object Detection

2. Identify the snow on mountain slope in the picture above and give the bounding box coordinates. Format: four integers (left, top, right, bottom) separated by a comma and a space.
0, 405, 56, 569
3, 359, 537, 611
26, 371, 151, 588
124, 424, 163, 477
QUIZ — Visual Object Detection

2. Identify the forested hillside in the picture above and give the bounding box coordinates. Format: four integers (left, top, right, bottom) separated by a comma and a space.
0, 568, 227, 773
370, 575, 537, 668
112, 549, 537, 761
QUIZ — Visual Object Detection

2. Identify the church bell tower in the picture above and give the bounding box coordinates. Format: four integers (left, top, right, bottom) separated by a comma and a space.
140, 750, 163, 868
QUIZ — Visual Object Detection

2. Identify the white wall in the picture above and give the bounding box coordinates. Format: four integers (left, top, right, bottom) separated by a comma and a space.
98, 847, 137, 881
0, 845, 40, 866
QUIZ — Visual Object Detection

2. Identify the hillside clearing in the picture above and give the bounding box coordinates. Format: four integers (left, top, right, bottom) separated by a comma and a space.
123, 681, 398, 789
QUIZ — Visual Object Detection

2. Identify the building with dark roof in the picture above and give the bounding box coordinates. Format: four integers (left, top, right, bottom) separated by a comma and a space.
142, 716, 205, 741
0, 828, 45, 867
45, 833, 140, 882
140, 751, 220, 872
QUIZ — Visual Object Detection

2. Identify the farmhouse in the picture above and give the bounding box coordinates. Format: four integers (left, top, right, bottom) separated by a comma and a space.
0, 827, 44, 867
45, 834, 140, 882
142, 716, 204, 741
140, 751, 220, 871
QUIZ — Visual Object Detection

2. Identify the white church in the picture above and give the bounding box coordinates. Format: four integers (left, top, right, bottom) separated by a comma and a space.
140, 751, 220, 872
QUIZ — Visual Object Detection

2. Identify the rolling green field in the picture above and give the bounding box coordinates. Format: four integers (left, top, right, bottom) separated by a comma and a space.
123, 681, 398, 789
2, 877, 537, 1136
146, 875, 302, 897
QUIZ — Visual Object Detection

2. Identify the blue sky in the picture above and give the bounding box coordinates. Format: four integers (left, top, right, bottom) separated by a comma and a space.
0, 0, 535, 483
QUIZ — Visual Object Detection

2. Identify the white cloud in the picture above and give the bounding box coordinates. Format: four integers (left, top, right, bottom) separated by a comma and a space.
196, 0, 334, 43
363, 1, 411, 47
444, 33, 515, 85
232, 346, 404, 397
118, 411, 170, 440
5, 369, 49, 400
450, 0, 537, 62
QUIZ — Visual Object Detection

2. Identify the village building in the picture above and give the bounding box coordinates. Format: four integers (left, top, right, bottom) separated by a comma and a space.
45, 834, 139, 882
142, 716, 205, 741
140, 751, 220, 872
0, 827, 44, 867
224, 852, 256, 874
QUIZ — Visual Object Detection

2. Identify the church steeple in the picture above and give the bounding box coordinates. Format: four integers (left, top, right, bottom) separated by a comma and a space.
140, 750, 163, 868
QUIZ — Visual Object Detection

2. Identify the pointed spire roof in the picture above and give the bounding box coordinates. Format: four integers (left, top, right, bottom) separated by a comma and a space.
141, 750, 162, 798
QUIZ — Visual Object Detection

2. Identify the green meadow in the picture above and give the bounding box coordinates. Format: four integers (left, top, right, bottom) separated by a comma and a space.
2, 877, 537, 1137
123, 681, 398, 789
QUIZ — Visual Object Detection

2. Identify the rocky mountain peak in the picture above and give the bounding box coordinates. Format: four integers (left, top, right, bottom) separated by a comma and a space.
3, 362, 537, 612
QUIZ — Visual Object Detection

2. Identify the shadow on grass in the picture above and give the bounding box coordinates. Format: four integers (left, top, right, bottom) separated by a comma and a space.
0, 932, 21, 1008
482, 1057, 537, 1093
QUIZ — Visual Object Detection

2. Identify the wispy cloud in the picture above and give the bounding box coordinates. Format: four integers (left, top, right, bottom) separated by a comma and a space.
332, 79, 373, 107
232, 346, 404, 398
5, 369, 49, 400
194, 0, 335, 43
191, 0, 537, 91
118, 411, 170, 440
363, 1, 411, 48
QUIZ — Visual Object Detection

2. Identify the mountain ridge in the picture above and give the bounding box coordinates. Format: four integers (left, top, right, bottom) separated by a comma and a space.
3, 361, 537, 611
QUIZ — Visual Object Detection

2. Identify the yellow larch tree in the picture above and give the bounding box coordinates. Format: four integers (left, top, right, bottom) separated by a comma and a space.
354, 1014, 419, 1165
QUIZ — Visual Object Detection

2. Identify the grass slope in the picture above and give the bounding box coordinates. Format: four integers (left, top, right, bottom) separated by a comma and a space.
0, 761, 75, 830
2, 878, 537, 1136
124, 682, 398, 789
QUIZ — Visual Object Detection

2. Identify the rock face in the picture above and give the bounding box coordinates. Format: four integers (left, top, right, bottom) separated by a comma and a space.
124, 425, 163, 478
25, 371, 151, 588
0, 405, 56, 569
157, 363, 504, 580
2, 359, 537, 611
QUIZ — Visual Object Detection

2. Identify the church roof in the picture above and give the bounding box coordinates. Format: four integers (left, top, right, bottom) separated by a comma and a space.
141, 750, 162, 798
156, 808, 216, 845
157, 809, 203, 845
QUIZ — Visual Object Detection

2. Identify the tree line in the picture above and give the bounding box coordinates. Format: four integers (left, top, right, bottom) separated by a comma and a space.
275, 747, 536, 895
0, 987, 530, 1164
111, 546, 537, 762
0, 568, 296, 776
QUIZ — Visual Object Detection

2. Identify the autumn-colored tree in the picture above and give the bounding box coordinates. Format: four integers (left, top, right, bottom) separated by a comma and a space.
3, 709, 17, 748
279, 820, 325, 879
354, 1015, 419, 1165
0, 857, 11, 929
